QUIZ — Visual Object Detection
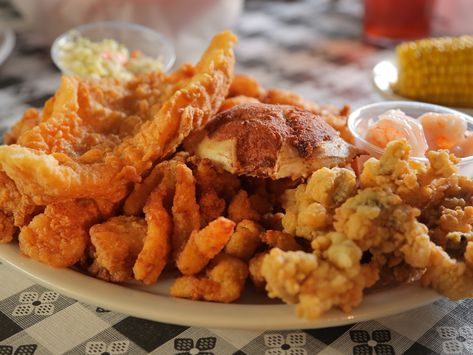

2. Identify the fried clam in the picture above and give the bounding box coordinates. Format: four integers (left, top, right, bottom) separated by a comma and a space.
187, 103, 360, 180
360, 139, 459, 208
422, 234, 473, 300
333, 187, 432, 270
88, 216, 147, 282
282, 167, 357, 239
0, 31, 237, 204
261, 232, 379, 320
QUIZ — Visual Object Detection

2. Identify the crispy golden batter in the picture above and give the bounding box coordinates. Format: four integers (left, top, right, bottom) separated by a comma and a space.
260, 230, 303, 251
421, 175, 473, 246
171, 164, 200, 259
282, 167, 356, 239
360, 139, 459, 208
262, 239, 379, 319
133, 176, 174, 284
249, 252, 267, 289
0, 32, 237, 204
282, 184, 329, 239
123, 153, 187, 216
219, 96, 260, 112
171, 254, 248, 303
191, 156, 241, 201
306, 167, 357, 209
422, 244, 473, 300
225, 219, 262, 260
89, 216, 147, 282
334, 187, 431, 268
0, 211, 15, 243
0, 171, 38, 227
19, 199, 108, 267
176, 217, 235, 275
198, 189, 226, 228
229, 74, 265, 99
4, 108, 40, 145
228, 190, 260, 223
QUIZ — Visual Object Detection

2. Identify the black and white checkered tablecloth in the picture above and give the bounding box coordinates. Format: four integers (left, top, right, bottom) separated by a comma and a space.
1, 1, 472, 354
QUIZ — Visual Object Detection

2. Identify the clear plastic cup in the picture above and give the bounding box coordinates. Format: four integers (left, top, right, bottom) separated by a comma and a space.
51, 21, 175, 76
347, 101, 473, 176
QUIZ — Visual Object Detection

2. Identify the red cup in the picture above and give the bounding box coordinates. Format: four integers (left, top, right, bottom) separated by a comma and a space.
363, 0, 434, 47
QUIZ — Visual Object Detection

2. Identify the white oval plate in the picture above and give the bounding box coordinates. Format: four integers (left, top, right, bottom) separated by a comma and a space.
372, 57, 473, 116
0, 243, 440, 330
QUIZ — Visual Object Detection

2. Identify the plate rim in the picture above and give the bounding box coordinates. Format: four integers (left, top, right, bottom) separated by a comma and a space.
0, 243, 441, 330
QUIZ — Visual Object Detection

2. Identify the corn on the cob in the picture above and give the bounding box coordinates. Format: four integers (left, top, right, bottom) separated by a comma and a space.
394, 35, 473, 107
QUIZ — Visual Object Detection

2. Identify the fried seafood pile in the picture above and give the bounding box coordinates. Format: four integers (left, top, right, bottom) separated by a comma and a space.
2, 31, 471, 321
263, 139, 473, 318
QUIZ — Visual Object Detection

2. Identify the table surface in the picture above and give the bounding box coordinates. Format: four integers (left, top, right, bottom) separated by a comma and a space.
1, 1, 472, 354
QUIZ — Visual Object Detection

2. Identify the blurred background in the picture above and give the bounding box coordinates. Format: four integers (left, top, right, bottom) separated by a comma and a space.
0, 0, 472, 125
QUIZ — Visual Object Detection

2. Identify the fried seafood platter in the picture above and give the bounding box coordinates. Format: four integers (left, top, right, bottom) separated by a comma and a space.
1, 31, 472, 323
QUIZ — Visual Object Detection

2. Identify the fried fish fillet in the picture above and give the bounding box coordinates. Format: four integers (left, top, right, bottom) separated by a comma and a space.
188, 103, 360, 179
0, 31, 237, 204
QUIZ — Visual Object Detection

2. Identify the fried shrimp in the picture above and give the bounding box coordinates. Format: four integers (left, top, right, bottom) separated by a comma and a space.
89, 216, 147, 282
225, 219, 263, 260
171, 163, 200, 259
176, 217, 235, 275
123, 154, 187, 216
171, 254, 248, 303
133, 180, 174, 284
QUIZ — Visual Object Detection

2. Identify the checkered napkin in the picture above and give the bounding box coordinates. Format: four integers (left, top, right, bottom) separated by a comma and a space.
1, 0, 473, 354
0, 262, 472, 355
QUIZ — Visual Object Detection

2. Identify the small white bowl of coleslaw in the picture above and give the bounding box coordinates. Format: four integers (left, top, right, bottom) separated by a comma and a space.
51, 21, 175, 80
348, 101, 473, 176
